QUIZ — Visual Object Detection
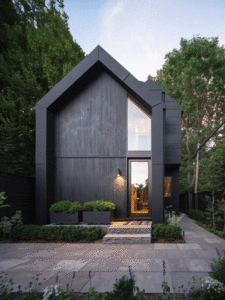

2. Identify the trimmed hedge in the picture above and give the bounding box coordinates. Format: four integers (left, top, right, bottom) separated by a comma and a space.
152, 223, 182, 242
8, 225, 105, 242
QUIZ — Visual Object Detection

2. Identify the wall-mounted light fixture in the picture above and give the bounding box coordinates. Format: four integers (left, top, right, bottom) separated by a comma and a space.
117, 168, 122, 177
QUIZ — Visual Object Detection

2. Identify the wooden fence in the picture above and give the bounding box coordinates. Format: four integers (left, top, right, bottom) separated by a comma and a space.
179, 190, 224, 214
0, 172, 36, 225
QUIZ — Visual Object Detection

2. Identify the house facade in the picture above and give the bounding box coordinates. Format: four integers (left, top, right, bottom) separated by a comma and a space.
34, 45, 183, 225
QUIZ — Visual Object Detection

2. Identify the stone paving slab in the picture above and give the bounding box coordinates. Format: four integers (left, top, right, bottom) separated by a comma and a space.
102, 233, 151, 244
0, 214, 225, 294
80, 271, 173, 294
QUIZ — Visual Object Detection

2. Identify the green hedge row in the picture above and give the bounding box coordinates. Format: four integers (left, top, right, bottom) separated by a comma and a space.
7, 225, 105, 242
187, 209, 225, 239
49, 200, 116, 212
151, 223, 182, 242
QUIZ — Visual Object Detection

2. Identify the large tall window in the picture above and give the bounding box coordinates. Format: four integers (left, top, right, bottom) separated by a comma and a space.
127, 96, 151, 151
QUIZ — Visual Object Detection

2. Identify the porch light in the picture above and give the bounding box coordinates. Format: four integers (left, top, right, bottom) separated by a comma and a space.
117, 168, 122, 177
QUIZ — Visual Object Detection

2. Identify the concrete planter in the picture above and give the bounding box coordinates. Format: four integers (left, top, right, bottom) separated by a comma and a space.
50, 211, 82, 224
83, 210, 114, 224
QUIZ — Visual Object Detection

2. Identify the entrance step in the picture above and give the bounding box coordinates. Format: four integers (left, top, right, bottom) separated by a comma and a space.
102, 234, 151, 244
102, 221, 152, 244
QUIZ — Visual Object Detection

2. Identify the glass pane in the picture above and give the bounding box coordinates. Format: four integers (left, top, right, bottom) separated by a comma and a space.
164, 177, 172, 197
128, 96, 151, 151
131, 162, 148, 214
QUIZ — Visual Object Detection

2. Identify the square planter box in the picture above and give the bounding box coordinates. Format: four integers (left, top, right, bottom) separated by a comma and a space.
83, 210, 114, 224
50, 211, 82, 225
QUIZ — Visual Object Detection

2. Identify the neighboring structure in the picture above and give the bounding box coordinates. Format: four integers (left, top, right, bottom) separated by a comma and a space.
34, 45, 183, 225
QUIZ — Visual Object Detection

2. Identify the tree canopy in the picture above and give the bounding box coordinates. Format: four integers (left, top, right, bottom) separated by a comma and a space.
151, 35, 225, 195
0, 0, 85, 176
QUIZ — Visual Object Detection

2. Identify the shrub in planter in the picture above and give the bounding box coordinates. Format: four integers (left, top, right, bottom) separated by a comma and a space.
49, 200, 82, 224
82, 200, 116, 224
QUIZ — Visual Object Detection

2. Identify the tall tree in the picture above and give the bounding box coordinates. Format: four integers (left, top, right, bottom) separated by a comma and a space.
151, 35, 225, 194
0, 0, 85, 177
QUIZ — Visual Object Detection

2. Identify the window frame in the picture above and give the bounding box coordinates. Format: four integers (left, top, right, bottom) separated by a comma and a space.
127, 94, 152, 153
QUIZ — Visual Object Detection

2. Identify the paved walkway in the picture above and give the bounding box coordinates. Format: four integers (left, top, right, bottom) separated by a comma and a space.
0, 213, 225, 295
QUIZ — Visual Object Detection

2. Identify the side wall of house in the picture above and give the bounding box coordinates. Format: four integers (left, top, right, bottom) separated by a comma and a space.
164, 94, 182, 165
54, 71, 128, 220
164, 94, 182, 215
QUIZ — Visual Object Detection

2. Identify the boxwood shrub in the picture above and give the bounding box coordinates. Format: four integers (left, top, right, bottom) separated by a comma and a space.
152, 223, 182, 242
8, 225, 105, 242
49, 200, 82, 213
82, 200, 116, 211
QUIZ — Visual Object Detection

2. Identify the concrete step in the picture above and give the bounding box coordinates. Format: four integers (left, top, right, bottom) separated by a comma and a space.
102, 233, 151, 244
107, 221, 152, 234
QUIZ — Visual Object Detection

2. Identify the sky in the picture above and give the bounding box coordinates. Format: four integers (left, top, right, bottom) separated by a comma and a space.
58, 0, 225, 82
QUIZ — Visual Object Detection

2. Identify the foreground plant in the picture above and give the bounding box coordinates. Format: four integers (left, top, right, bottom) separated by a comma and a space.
161, 247, 225, 299
0, 271, 75, 300
166, 211, 185, 226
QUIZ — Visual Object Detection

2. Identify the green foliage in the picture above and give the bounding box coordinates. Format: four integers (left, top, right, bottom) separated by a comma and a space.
166, 211, 185, 226
0, 210, 23, 239
49, 200, 116, 213
152, 223, 165, 239
8, 224, 104, 242
164, 225, 182, 242
82, 200, 116, 211
0, 192, 10, 209
49, 200, 82, 212
0, 0, 85, 177
211, 251, 225, 285
152, 35, 225, 194
187, 209, 208, 223
100, 274, 146, 300
201, 194, 225, 231
152, 223, 182, 242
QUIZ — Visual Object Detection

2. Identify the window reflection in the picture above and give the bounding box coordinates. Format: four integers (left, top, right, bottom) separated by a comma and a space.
164, 177, 172, 197
128, 96, 151, 151
131, 162, 148, 214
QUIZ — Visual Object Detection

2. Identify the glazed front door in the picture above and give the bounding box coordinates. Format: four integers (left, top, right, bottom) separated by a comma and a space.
128, 159, 151, 218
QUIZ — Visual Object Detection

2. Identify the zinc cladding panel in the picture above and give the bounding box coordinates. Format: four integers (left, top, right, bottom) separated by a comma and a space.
165, 100, 182, 165
54, 71, 127, 158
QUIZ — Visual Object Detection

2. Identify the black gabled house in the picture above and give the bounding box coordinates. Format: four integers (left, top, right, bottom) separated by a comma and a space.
33, 45, 183, 225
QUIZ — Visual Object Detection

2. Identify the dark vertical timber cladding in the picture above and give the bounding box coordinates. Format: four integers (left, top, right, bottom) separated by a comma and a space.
54, 71, 127, 219
165, 95, 182, 165
55, 158, 127, 219
35, 105, 47, 225
164, 93, 182, 218
46, 110, 55, 224
35, 107, 55, 225
152, 102, 164, 224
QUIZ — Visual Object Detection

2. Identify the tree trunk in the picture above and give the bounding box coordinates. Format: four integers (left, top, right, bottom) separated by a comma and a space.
212, 189, 215, 229
186, 130, 191, 180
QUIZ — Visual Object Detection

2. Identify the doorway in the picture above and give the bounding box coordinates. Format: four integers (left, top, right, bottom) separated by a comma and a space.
128, 159, 151, 218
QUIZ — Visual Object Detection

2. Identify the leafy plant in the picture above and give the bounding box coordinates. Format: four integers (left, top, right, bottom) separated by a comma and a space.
0, 192, 10, 209
187, 209, 207, 223
166, 211, 185, 226
82, 200, 116, 211
43, 283, 74, 300
152, 223, 182, 242
49, 200, 82, 213
210, 248, 225, 285
0, 210, 23, 239
204, 194, 225, 231
164, 225, 182, 242
8, 224, 104, 243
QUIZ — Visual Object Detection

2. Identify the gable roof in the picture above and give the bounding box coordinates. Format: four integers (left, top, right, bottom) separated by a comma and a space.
33, 45, 183, 112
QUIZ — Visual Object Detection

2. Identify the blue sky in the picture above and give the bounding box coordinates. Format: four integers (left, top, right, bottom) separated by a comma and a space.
57, 0, 225, 82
